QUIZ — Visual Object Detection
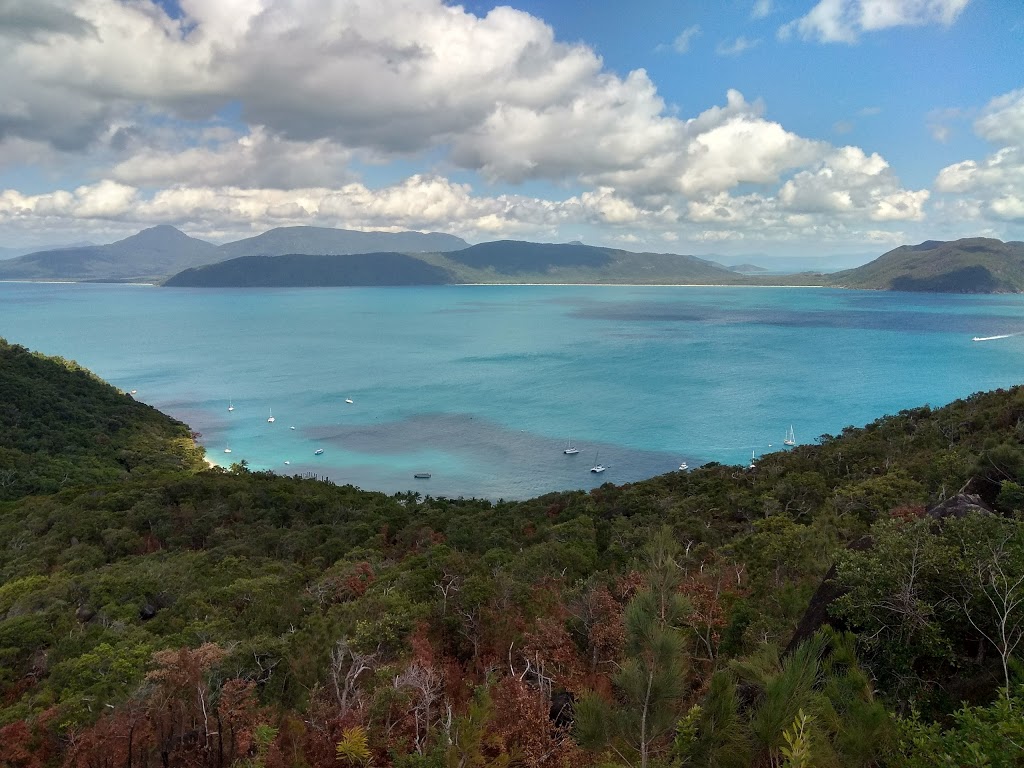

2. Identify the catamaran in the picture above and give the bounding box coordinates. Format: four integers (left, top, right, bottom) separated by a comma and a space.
267, 408, 275, 423
590, 452, 606, 473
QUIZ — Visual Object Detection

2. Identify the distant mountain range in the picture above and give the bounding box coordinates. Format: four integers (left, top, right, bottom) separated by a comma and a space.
3, 224, 1023, 294
0, 225, 468, 282
0, 226, 220, 281
0, 241, 96, 261
216, 226, 467, 259
829, 238, 1024, 293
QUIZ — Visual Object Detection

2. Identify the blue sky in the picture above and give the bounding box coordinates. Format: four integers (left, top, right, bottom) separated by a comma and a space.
0, 0, 1022, 263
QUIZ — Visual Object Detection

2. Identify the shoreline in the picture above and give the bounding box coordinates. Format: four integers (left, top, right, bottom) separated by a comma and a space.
0, 280, 156, 286
455, 282, 827, 288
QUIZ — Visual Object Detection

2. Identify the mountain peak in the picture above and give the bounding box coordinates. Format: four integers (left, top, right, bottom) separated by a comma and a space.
122, 225, 193, 244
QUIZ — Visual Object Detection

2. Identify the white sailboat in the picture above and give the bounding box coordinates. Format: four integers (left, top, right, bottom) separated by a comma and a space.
564, 437, 579, 455
224, 445, 232, 454
228, 398, 234, 412
748, 450, 756, 469
590, 452, 606, 473
267, 408, 275, 423
784, 425, 796, 446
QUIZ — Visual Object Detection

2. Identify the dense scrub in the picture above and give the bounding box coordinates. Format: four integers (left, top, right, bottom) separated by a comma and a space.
0, 339, 205, 502
1, 338, 1022, 766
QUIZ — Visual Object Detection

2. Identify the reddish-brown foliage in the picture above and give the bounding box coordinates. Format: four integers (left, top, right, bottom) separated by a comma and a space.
488, 677, 591, 768
1, 718, 53, 768
890, 504, 927, 521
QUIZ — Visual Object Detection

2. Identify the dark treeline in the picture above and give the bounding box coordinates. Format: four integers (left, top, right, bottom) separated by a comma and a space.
0, 337, 1022, 767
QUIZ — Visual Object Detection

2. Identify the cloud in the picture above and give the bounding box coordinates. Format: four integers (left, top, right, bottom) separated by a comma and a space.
0, 174, 565, 242
751, 0, 774, 19
674, 91, 827, 196
0, 1, 957, 252
974, 88, 1024, 146
668, 24, 701, 53
935, 147, 1024, 193
715, 36, 760, 56
934, 89, 1024, 223
0, 0, 97, 41
780, 0, 971, 43
778, 146, 929, 220
111, 127, 355, 189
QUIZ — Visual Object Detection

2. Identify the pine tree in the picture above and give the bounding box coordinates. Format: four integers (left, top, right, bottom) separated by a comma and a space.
576, 528, 690, 768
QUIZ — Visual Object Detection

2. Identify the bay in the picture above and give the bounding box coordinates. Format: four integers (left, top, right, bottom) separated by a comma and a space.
2, 282, 1023, 499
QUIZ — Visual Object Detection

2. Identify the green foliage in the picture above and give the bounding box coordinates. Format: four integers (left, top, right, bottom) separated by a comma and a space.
577, 529, 690, 768
833, 511, 1024, 713
678, 630, 891, 768
893, 686, 1024, 767
336, 725, 372, 765
0, 337, 204, 501
779, 709, 814, 768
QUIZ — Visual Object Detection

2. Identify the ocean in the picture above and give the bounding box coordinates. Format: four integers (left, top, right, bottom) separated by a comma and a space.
2, 282, 1023, 499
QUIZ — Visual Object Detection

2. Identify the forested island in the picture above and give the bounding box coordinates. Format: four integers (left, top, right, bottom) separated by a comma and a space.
1, 336, 1023, 766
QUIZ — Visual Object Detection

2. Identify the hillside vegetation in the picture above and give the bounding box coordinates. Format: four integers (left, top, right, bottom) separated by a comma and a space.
0, 339, 205, 501
164, 252, 452, 287
830, 237, 1024, 293
1, 340, 1023, 767
165, 240, 747, 287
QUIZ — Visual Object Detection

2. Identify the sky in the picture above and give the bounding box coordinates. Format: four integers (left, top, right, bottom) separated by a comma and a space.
0, 0, 1022, 264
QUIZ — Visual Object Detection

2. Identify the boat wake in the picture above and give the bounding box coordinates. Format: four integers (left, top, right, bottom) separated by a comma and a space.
972, 333, 1020, 342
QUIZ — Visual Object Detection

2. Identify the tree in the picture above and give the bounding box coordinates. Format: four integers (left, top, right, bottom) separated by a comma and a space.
576, 528, 690, 768
674, 630, 891, 767
947, 513, 1024, 701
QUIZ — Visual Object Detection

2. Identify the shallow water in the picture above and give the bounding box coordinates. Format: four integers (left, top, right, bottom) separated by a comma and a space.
2, 282, 1023, 499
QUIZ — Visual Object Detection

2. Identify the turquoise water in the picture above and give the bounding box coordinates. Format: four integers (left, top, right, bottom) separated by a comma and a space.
3, 282, 1024, 499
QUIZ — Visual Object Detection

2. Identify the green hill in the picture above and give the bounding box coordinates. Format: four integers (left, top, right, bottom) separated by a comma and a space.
165, 239, 745, 287
163, 251, 453, 287
0, 338, 205, 501
830, 237, 1024, 293
1, 340, 1023, 766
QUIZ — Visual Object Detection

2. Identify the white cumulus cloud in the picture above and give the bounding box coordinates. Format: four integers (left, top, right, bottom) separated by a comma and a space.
934, 89, 1024, 223
780, 0, 971, 43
